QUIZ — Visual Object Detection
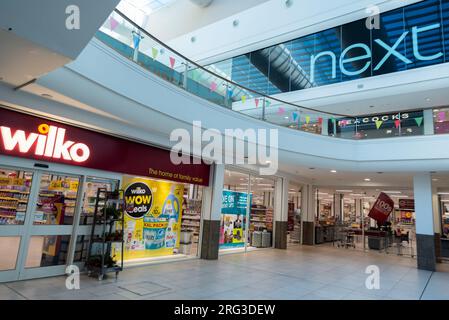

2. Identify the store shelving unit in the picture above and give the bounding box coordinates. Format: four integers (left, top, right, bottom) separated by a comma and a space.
86, 188, 124, 280
0, 189, 29, 225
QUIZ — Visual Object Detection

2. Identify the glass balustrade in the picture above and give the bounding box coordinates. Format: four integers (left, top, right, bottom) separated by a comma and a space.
96, 10, 428, 141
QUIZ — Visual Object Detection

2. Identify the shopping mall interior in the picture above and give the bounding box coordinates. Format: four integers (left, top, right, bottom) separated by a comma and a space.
1, 0, 449, 301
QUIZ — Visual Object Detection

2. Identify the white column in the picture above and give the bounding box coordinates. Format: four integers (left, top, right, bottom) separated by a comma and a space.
301, 184, 316, 245
321, 117, 329, 136
274, 177, 289, 249
413, 173, 436, 270
423, 109, 434, 135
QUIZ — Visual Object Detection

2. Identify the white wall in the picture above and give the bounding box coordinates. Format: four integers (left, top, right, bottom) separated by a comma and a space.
167, 0, 422, 65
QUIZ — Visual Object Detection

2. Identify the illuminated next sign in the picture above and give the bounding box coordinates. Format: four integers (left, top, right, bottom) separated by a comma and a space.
0, 124, 90, 163
310, 23, 443, 83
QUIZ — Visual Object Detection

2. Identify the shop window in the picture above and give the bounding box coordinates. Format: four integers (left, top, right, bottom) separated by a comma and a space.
0, 237, 21, 271
433, 107, 449, 134
25, 235, 71, 268
0, 168, 33, 225
33, 174, 81, 225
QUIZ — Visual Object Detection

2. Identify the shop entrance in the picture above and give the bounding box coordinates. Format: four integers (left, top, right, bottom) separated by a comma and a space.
0, 162, 119, 283
0, 168, 82, 282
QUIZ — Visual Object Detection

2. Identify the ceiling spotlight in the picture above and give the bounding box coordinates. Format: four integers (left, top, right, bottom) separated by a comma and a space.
285, 0, 293, 8
232, 20, 239, 27
426, 98, 431, 102
330, 170, 337, 173
364, 178, 371, 182
190, 36, 196, 43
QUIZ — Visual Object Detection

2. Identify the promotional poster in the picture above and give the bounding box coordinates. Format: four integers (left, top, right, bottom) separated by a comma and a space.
117, 176, 184, 260
220, 190, 251, 248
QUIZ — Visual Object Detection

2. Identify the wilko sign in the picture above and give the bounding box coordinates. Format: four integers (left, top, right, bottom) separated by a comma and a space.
0, 108, 210, 186
368, 192, 394, 224
0, 124, 90, 163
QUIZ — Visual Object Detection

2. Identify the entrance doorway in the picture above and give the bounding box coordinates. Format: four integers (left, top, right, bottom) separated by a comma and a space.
0, 163, 119, 283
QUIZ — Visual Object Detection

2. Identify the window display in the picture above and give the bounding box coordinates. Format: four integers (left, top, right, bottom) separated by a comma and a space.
34, 174, 80, 225
0, 168, 32, 225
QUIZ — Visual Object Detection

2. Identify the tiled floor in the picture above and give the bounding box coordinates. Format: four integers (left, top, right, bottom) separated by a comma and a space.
1, 245, 448, 300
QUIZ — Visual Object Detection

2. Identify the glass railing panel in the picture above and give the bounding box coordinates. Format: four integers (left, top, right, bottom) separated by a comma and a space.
95, 10, 430, 141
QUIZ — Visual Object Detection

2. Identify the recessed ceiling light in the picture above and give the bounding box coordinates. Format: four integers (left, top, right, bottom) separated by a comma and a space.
336, 190, 353, 193
232, 20, 239, 27
382, 191, 402, 194
284, 116, 289, 119
285, 0, 293, 8
364, 178, 371, 182
41, 93, 53, 99
265, 160, 271, 164
330, 170, 337, 173
433, 178, 439, 181
426, 98, 431, 102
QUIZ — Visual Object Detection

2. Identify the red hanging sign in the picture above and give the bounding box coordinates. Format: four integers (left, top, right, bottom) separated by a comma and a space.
368, 192, 394, 224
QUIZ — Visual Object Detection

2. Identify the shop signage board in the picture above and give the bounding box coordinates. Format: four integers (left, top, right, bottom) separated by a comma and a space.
0, 108, 210, 186
368, 192, 394, 224
399, 198, 415, 210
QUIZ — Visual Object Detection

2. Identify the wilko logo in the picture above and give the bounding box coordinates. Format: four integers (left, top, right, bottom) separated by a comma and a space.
0, 124, 90, 163
124, 182, 153, 219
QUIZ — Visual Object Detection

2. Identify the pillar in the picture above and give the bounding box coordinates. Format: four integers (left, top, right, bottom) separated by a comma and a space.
432, 185, 442, 262
200, 163, 224, 260
274, 178, 289, 249
321, 117, 329, 136
413, 173, 436, 271
301, 184, 316, 245
423, 109, 434, 135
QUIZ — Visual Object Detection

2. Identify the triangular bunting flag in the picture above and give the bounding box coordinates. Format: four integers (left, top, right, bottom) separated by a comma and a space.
292, 112, 299, 122
331, 118, 336, 126
241, 95, 247, 104
227, 88, 234, 98
210, 82, 218, 92
375, 120, 383, 129
415, 117, 423, 127
132, 33, 141, 49
151, 48, 159, 60
318, 117, 323, 125
110, 17, 119, 31
255, 99, 259, 108
169, 57, 176, 69
306, 116, 311, 124
265, 100, 271, 108
277, 107, 285, 115
394, 119, 401, 129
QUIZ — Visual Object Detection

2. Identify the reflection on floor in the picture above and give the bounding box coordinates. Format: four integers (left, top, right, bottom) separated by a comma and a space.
1, 245, 448, 300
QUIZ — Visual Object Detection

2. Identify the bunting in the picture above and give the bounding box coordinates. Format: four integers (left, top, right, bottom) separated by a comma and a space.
210, 82, 218, 92
151, 48, 159, 60
132, 32, 142, 49
375, 120, 383, 129
255, 99, 260, 108
318, 117, 323, 125
277, 107, 285, 115
415, 117, 423, 127
305, 116, 311, 124
241, 95, 247, 104
292, 112, 299, 122
394, 119, 401, 129
169, 57, 176, 69
109, 17, 119, 31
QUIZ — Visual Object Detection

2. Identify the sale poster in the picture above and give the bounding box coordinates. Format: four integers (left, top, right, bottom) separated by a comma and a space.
220, 190, 251, 248
368, 192, 394, 224
116, 176, 184, 260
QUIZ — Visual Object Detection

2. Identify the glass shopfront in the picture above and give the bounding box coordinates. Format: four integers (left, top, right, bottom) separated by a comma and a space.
314, 187, 416, 257
0, 108, 210, 282
207, 0, 449, 95
220, 169, 276, 252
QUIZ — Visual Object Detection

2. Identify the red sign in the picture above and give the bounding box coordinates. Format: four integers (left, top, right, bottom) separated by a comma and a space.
368, 192, 394, 224
0, 108, 210, 186
398, 199, 415, 210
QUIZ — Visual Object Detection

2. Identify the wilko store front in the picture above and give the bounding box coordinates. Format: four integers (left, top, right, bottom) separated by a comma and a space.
0, 107, 210, 282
